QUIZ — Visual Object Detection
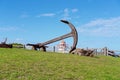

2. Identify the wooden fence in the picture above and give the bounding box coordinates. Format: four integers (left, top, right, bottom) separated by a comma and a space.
25, 45, 120, 56
92, 47, 120, 56
44, 46, 120, 56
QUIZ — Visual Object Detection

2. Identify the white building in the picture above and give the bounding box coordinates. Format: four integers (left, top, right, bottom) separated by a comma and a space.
57, 40, 68, 53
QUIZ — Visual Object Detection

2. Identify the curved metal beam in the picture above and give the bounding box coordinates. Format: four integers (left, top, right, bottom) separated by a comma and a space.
61, 20, 78, 53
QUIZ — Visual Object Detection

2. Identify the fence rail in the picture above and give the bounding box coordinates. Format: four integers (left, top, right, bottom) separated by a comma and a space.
92, 47, 120, 56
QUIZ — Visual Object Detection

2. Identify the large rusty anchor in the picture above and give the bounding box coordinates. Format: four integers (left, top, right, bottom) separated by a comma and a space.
27, 20, 78, 53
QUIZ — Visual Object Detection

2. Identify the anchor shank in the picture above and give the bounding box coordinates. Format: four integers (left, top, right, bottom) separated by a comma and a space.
39, 32, 72, 46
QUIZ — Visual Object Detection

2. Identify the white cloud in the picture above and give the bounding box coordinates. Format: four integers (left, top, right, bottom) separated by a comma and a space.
61, 8, 79, 20
0, 27, 18, 32
62, 8, 71, 20
35, 8, 79, 20
71, 9, 78, 13
37, 13, 55, 17
20, 14, 29, 18
14, 38, 23, 43
78, 17, 120, 37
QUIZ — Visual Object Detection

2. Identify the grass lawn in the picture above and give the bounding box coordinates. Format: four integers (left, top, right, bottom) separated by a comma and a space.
0, 48, 120, 80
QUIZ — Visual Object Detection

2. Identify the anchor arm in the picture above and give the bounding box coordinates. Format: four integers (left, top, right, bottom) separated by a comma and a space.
61, 20, 78, 53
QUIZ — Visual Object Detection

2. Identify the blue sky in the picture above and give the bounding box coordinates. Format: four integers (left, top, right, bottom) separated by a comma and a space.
0, 0, 120, 50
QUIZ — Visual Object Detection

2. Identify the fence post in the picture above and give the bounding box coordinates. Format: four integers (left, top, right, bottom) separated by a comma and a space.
53, 46, 55, 52
95, 49, 97, 56
103, 47, 108, 56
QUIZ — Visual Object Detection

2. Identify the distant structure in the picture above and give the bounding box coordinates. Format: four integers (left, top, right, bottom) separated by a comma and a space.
1, 38, 7, 44
57, 40, 68, 53
0, 38, 12, 48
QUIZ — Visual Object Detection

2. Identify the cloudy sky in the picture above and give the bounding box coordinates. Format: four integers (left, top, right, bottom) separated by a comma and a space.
0, 0, 120, 50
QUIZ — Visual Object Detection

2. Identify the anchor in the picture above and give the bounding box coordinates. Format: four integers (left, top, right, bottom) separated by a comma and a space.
0, 38, 12, 48
27, 20, 78, 53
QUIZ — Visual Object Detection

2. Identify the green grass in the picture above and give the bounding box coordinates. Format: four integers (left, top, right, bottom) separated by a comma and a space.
0, 48, 120, 80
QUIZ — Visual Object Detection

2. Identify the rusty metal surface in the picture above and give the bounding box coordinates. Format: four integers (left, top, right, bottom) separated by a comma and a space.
61, 20, 78, 53
0, 44, 12, 48
27, 20, 78, 53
